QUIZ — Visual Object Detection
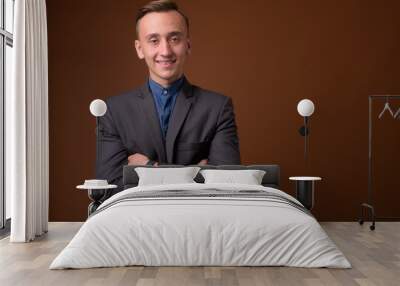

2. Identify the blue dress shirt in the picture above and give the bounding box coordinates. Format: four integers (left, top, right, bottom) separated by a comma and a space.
148, 77, 184, 138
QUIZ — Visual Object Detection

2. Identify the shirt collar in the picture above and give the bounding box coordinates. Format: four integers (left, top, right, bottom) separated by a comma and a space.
148, 76, 185, 97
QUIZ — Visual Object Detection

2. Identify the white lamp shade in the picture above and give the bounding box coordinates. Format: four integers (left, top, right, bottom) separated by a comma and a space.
90, 99, 107, 117
297, 99, 315, 117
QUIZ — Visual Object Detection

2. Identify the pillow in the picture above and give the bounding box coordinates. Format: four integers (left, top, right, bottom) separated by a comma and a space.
135, 167, 201, 186
200, 169, 266, 185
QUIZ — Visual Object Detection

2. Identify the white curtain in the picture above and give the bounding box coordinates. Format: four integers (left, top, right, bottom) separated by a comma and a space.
8, 0, 49, 242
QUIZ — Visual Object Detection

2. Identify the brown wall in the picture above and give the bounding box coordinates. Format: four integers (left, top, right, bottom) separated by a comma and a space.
47, 0, 400, 221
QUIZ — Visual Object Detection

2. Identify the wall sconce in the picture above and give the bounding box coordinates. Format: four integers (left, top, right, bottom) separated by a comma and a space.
297, 99, 315, 162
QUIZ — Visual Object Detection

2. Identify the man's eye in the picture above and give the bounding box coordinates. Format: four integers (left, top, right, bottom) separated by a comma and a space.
170, 37, 180, 43
149, 39, 158, 44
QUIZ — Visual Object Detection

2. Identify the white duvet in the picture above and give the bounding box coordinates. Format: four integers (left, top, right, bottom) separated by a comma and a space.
50, 183, 351, 269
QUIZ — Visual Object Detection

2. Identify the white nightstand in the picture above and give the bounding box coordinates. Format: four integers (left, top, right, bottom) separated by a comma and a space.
289, 176, 322, 210
77, 182, 117, 216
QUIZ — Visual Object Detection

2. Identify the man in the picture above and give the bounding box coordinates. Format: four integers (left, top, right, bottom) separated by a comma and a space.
97, 0, 240, 193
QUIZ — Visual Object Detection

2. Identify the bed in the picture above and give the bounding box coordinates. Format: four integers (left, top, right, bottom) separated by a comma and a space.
50, 165, 351, 269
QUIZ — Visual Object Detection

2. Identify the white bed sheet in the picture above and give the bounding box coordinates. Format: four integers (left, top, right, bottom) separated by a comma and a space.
50, 183, 351, 269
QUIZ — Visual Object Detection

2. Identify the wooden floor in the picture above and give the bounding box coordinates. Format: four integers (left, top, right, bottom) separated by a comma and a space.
0, 222, 399, 286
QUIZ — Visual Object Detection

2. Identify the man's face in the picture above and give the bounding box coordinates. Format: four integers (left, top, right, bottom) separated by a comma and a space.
135, 11, 191, 87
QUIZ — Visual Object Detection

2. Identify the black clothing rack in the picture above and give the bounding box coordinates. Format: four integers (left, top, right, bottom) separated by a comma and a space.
359, 95, 400, 230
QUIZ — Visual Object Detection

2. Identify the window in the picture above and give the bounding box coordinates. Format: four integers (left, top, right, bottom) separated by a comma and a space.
0, 0, 14, 231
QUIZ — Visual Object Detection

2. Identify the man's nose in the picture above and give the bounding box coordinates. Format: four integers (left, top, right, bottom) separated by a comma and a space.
159, 39, 173, 56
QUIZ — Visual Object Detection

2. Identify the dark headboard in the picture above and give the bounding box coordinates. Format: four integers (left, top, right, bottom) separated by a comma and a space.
123, 164, 280, 189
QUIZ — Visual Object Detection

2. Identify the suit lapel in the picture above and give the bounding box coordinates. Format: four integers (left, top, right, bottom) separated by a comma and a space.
166, 79, 194, 163
138, 83, 167, 162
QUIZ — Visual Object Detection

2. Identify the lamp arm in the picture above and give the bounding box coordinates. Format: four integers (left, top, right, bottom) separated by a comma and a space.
96, 117, 101, 177
304, 116, 309, 165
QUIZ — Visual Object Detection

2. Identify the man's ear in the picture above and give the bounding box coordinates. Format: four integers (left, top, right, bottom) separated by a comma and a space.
186, 39, 191, 55
135, 40, 144, 59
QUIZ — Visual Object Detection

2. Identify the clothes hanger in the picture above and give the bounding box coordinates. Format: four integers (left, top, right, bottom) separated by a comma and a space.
394, 105, 400, 119
378, 96, 394, 119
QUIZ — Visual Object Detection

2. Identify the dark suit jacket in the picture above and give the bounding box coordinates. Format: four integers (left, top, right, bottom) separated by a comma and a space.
96, 77, 240, 191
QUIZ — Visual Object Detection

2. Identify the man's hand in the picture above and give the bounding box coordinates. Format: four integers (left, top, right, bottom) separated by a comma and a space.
128, 153, 157, 165
198, 159, 208, 165
128, 153, 205, 166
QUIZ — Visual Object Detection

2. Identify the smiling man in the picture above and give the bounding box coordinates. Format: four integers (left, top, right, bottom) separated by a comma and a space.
96, 0, 240, 194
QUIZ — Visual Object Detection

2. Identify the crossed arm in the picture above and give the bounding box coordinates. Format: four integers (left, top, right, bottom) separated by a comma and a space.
96, 97, 240, 187
127, 153, 208, 166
